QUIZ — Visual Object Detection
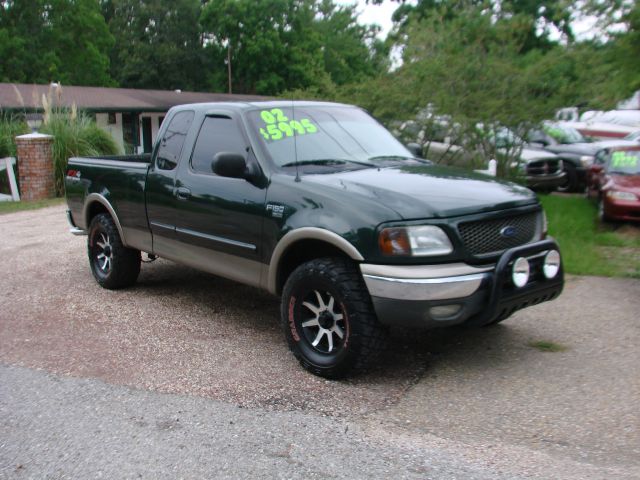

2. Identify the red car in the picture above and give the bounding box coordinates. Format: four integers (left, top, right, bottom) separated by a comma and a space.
587, 146, 640, 222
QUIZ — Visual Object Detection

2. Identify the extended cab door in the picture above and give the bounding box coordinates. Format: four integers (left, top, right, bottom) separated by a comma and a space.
146, 109, 196, 250
169, 111, 268, 287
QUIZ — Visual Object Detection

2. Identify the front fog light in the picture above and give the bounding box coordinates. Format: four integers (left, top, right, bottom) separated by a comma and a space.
543, 250, 561, 279
512, 257, 530, 288
429, 304, 462, 319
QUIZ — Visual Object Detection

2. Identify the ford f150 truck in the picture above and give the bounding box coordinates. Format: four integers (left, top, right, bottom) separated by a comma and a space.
66, 101, 564, 378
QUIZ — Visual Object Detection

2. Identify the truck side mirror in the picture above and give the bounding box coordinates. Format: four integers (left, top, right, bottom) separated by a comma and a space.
406, 143, 423, 158
212, 152, 247, 179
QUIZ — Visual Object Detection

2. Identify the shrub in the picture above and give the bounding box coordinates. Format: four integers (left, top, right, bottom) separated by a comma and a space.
0, 113, 28, 158
41, 109, 120, 196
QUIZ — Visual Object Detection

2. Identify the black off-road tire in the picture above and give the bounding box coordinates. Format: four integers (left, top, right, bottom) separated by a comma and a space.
281, 257, 387, 379
87, 213, 141, 289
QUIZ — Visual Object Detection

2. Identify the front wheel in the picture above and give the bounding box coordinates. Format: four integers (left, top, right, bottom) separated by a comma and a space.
558, 162, 578, 193
598, 197, 610, 223
281, 257, 386, 379
88, 213, 141, 289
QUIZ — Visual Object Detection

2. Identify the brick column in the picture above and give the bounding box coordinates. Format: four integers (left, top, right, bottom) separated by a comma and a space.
15, 133, 55, 201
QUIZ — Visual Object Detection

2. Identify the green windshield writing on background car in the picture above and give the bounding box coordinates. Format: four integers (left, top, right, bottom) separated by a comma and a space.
247, 105, 413, 168
544, 124, 585, 144
610, 151, 640, 173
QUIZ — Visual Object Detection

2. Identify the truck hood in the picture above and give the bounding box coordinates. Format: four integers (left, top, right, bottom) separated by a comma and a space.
544, 143, 600, 156
519, 148, 559, 161
304, 164, 537, 220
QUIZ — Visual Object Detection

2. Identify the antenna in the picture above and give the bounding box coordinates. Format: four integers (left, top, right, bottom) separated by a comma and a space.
292, 98, 301, 182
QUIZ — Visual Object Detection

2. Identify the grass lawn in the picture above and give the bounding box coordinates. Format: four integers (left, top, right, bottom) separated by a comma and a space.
539, 194, 640, 278
0, 197, 64, 215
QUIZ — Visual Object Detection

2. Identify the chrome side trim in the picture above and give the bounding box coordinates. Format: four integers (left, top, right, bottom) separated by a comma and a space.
150, 221, 175, 232
360, 263, 493, 279
69, 157, 149, 170
176, 227, 257, 251
82, 193, 127, 246
362, 272, 488, 301
266, 228, 364, 294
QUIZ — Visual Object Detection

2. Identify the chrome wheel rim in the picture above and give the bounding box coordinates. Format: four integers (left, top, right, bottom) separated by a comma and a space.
299, 290, 346, 354
94, 232, 113, 273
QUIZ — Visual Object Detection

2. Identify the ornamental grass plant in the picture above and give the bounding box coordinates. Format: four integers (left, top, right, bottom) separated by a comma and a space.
39, 89, 120, 196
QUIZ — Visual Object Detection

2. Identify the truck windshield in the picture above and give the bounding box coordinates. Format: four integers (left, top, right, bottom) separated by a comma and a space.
246, 105, 414, 169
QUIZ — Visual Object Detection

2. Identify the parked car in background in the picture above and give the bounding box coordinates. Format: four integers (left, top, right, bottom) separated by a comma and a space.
394, 122, 566, 191
555, 114, 640, 141
528, 123, 640, 192
420, 126, 566, 191
586, 146, 640, 222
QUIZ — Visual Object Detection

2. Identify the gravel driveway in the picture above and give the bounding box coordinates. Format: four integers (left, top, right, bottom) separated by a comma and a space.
1, 205, 639, 479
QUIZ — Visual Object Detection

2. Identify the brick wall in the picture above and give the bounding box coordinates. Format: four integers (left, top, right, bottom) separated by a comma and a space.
15, 133, 55, 202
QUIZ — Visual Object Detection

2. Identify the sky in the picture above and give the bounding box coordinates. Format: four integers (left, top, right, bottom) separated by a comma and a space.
335, 0, 408, 39
335, 0, 602, 41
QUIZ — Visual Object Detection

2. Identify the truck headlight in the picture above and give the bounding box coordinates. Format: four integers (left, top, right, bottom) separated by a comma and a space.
379, 226, 453, 256
580, 155, 594, 167
607, 190, 637, 201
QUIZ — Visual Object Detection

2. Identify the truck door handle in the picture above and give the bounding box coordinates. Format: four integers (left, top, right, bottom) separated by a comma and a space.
175, 187, 191, 200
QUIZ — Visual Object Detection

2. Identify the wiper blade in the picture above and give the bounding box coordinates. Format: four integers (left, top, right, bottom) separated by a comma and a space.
368, 155, 431, 164
281, 158, 375, 168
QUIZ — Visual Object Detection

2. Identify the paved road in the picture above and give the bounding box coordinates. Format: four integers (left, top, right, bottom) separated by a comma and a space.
1, 205, 639, 479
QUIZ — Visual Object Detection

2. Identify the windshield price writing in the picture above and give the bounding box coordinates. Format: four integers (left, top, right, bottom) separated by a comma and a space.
611, 151, 639, 168
259, 108, 318, 142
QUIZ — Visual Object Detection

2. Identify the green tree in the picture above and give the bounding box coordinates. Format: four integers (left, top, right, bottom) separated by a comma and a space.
200, 0, 385, 95
344, 6, 585, 177
104, 0, 207, 90
383, 0, 573, 53
0, 0, 114, 85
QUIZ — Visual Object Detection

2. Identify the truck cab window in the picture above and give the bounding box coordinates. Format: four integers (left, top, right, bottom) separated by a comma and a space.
191, 116, 247, 174
156, 110, 194, 170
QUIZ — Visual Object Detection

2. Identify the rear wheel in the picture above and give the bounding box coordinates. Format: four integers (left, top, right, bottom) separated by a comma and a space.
281, 257, 386, 379
88, 214, 141, 289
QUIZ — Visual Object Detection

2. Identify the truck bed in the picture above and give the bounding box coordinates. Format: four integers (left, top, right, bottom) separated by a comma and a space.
66, 154, 152, 252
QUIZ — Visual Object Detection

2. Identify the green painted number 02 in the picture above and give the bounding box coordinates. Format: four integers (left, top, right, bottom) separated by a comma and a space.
259, 108, 318, 141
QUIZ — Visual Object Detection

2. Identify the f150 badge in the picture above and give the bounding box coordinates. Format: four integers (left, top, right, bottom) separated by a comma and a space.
266, 203, 286, 218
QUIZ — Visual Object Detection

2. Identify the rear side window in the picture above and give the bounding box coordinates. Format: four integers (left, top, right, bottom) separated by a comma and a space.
190, 116, 247, 174
156, 110, 194, 170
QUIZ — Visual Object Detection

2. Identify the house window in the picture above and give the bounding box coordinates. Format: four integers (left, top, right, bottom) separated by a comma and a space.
108, 112, 117, 125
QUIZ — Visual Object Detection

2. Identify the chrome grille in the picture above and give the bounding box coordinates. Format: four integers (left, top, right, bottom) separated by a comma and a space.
526, 159, 562, 176
458, 212, 539, 255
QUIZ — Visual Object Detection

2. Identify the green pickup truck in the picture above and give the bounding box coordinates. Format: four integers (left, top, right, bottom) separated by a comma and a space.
66, 101, 563, 378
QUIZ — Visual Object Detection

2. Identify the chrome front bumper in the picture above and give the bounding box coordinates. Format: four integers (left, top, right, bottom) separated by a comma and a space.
360, 239, 564, 329
361, 263, 491, 301
360, 263, 493, 328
